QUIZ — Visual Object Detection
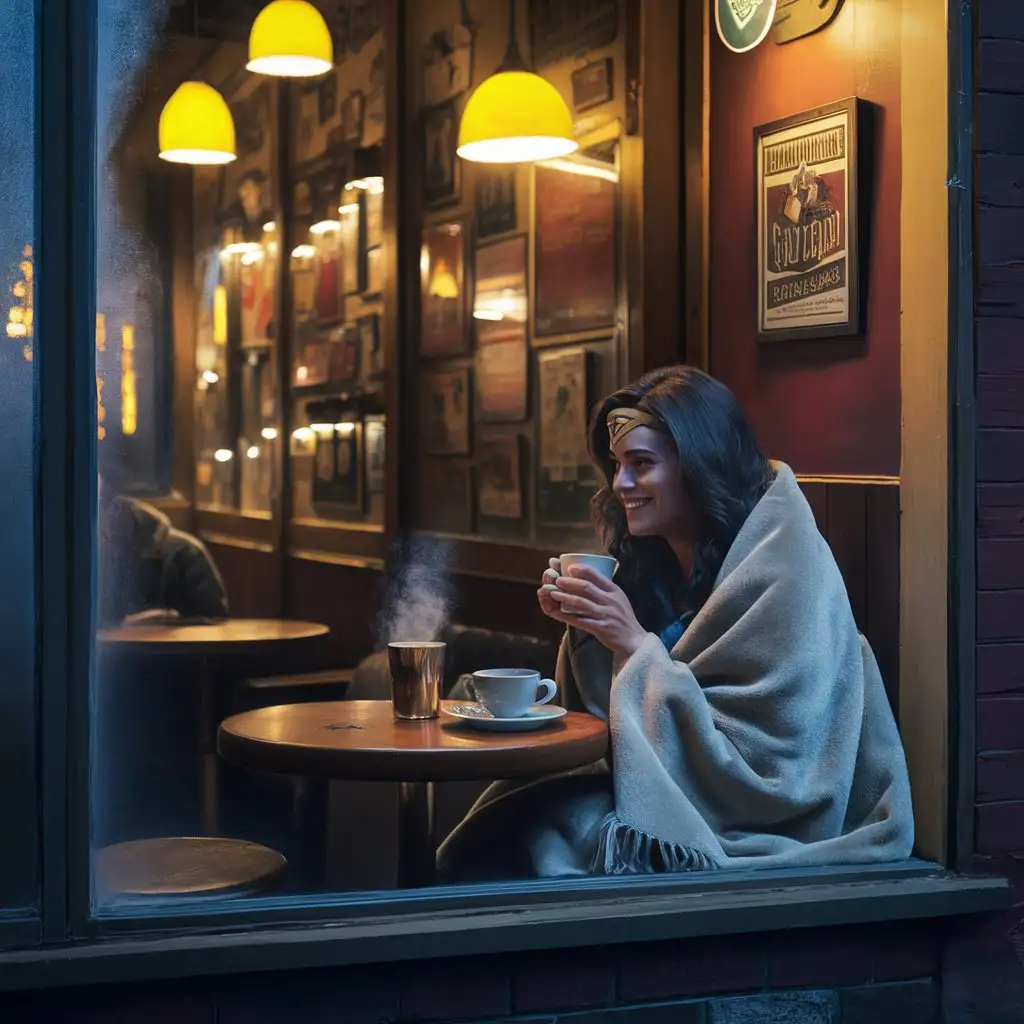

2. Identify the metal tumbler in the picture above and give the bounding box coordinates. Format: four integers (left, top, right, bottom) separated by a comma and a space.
387, 641, 445, 720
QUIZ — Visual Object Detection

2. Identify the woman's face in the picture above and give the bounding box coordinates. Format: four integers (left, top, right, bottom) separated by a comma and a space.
609, 425, 690, 540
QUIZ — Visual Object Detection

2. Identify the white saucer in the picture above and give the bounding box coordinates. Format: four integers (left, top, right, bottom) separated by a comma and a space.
443, 702, 568, 732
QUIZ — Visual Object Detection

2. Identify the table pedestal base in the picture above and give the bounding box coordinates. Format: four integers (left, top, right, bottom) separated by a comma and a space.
397, 781, 436, 888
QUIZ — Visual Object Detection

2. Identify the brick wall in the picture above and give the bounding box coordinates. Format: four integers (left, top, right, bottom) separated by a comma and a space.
3, 921, 941, 1023
974, 2, 1024, 935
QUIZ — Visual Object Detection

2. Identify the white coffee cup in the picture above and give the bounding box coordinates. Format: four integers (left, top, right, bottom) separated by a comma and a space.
469, 668, 558, 718
543, 552, 617, 591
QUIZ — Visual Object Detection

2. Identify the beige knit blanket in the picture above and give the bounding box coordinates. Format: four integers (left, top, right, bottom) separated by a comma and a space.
438, 464, 914, 880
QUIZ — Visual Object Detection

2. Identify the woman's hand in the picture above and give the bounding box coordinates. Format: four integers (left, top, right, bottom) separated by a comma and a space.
537, 563, 649, 659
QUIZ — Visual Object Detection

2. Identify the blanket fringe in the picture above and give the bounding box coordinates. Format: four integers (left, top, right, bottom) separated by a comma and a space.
591, 814, 714, 875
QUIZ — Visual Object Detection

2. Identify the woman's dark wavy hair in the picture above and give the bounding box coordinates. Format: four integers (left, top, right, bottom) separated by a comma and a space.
589, 365, 774, 635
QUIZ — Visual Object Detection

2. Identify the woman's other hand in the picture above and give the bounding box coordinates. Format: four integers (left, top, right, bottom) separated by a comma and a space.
536, 557, 562, 619
541, 564, 649, 659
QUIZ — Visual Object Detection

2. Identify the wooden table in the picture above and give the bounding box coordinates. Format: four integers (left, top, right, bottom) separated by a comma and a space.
218, 700, 609, 888
99, 619, 329, 834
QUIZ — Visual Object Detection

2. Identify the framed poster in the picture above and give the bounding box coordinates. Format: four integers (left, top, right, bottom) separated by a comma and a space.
423, 368, 471, 456
339, 198, 363, 295
478, 435, 524, 519
312, 421, 364, 510
358, 312, 383, 377
571, 58, 613, 113
340, 90, 365, 144
418, 459, 474, 534
364, 186, 383, 250
534, 155, 617, 337
474, 237, 528, 421
537, 346, 596, 524
754, 98, 860, 343
364, 414, 386, 494
420, 221, 467, 357
423, 99, 460, 206
476, 167, 517, 239
326, 323, 360, 382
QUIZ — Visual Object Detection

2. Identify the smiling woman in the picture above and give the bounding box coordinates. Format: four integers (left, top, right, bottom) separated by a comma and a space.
438, 365, 914, 884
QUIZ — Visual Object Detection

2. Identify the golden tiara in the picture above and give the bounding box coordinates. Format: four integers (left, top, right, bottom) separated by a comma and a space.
606, 407, 666, 446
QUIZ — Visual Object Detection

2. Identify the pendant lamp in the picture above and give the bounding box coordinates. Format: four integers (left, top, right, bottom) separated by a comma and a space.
247, 0, 333, 78
457, 0, 577, 164
159, 81, 236, 165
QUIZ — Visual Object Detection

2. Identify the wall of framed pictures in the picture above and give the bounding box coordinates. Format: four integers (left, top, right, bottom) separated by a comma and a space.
410, 0, 630, 555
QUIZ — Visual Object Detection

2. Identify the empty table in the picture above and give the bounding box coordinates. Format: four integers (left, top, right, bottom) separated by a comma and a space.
99, 618, 329, 834
218, 699, 609, 888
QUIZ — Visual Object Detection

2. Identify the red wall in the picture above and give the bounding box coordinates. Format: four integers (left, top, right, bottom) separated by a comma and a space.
708, 1, 902, 477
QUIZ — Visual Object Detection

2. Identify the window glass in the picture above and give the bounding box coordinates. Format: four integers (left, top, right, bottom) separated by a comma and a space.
0, 0, 38, 916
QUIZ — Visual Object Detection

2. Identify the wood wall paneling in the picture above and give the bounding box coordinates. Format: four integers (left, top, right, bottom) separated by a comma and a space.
798, 479, 900, 713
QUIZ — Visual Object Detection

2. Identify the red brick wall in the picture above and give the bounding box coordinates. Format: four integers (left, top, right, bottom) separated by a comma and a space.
974, 1, 1024, 929
3, 921, 940, 1023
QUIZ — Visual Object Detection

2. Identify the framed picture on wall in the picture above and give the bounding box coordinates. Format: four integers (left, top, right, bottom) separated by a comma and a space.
339, 197, 364, 295
754, 98, 861, 343
420, 221, 467, 357
364, 414, 386, 494
537, 346, 597, 525
533, 147, 617, 338
474, 236, 528, 421
476, 167, 517, 239
477, 435, 524, 519
423, 367, 472, 456
417, 459, 474, 534
423, 99, 460, 207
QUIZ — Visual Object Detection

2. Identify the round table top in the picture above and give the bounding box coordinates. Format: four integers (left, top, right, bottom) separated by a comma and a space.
98, 618, 329, 656
218, 700, 609, 783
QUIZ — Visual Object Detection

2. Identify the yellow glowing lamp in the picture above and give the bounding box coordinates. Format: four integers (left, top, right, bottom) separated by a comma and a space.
247, 0, 333, 78
159, 82, 236, 165
457, 2, 577, 164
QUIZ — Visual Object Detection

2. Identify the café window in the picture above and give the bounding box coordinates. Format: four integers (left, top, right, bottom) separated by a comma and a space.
0, 0, 39, 938
0, 0, 994, 980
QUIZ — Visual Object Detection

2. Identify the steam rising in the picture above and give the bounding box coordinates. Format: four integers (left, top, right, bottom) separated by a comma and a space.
377, 537, 453, 646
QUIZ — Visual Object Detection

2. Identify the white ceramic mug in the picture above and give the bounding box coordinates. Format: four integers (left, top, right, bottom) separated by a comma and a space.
469, 668, 558, 718
543, 552, 617, 591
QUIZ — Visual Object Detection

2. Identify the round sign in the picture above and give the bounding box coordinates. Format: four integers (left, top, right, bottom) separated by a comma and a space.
715, 0, 778, 53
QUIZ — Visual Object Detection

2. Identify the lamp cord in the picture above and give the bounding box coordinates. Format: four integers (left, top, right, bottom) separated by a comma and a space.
499, 0, 528, 72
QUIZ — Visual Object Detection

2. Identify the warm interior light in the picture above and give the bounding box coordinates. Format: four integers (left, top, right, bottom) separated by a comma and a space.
292, 244, 316, 259
159, 82, 237, 165
541, 155, 619, 183
457, 70, 577, 165
310, 219, 341, 235
246, 445, 260, 459
223, 240, 261, 256
473, 309, 504, 321
261, 426, 279, 440
428, 260, 459, 300
247, 0, 334, 78
202, 369, 220, 384
338, 202, 360, 215
240, 249, 262, 266
335, 422, 356, 435
309, 422, 336, 434
214, 448, 234, 463
213, 285, 228, 345
292, 427, 314, 443
345, 175, 384, 194
263, 221, 277, 233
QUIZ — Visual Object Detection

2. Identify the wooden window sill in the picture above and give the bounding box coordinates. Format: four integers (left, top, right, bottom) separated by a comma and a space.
0, 861, 1007, 991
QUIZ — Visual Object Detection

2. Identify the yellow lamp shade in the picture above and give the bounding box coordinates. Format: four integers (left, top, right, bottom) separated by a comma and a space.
457, 70, 577, 164
159, 82, 236, 165
247, 0, 333, 78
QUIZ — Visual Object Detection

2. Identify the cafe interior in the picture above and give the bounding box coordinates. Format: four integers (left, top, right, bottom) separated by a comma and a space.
86, 0, 928, 908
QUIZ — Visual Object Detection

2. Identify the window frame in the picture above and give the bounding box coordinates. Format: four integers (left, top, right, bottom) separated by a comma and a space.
4, 0, 1002, 989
